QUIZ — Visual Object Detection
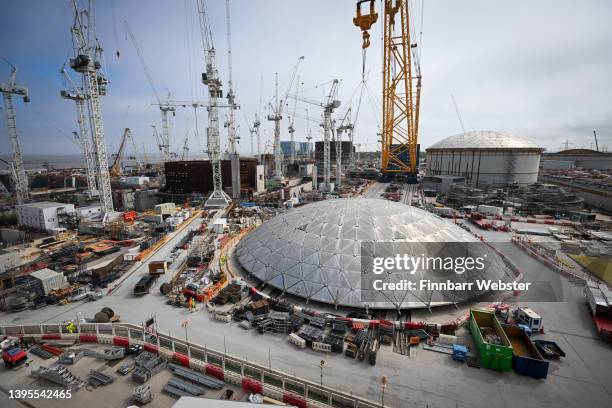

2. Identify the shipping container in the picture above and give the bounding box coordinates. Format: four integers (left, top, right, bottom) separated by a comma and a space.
148, 261, 168, 275
477, 205, 503, 217
30, 268, 66, 295
469, 309, 513, 371
502, 325, 549, 379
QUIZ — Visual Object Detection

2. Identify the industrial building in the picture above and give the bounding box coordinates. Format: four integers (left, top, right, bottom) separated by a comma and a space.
542, 149, 612, 170
315, 141, 353, 169
164, 159, 264, 197
235, 198, 511, 309
15, 201, 76, 232
426, 131, 542, 186
281, 141, 313, 157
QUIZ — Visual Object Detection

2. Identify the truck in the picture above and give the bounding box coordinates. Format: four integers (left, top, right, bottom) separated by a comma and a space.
514, 307, 543, 332
134, 275, 156, 296
1, 337, 28, 368
148, 261, 168, 276
584, 281, 612, 340
477, 204, 503, 217
502, 325, 549, 379
469, 309, 513, 371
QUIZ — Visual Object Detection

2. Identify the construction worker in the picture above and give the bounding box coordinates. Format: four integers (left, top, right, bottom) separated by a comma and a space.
66, 321, 76, 334
189, 297, 196, 313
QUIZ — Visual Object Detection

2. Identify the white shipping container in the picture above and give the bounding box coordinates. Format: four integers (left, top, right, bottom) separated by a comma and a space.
30, 268, 66, 295
477, 205, 503, 217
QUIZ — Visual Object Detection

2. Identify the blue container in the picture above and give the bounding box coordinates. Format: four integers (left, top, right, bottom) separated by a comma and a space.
452, 344, 468, 362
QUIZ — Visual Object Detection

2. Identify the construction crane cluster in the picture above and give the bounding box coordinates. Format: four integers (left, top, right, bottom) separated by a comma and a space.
64, 0, 114, 216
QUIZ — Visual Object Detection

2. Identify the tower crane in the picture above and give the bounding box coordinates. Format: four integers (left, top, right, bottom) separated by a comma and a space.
0, 58, 30, 205
267, 56, 305, 179
223, 0, 239, 155
0, 157, 18, 199
181, 135, 190, 161
254, 76, 263, 161
69, 0, 114, 215
305, 108, 313, 160
288, 79, 340, 192
124, 20, 175, 163
110, 128, 131, 177
196, 0, 231, 207
337, 107, 354, 171
354, 0, 422, 182
287, 76, 301, 164
60, 66, 98, 196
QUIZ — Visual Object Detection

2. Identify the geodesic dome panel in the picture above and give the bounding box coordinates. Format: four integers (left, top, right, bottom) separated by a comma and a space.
235, 198, 510, 308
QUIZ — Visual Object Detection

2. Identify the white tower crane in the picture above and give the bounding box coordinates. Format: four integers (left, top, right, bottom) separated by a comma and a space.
124, 20, 175, 163
288, 79, 340, 192
267, 56, 304, 179
0, 58, 30, 205
224, 0, 239, 155
60, 66, 98, 197
253, 76, 263, 162
197, 0, 231, 207
68, 0, 114, 216
287, 76, 300, 164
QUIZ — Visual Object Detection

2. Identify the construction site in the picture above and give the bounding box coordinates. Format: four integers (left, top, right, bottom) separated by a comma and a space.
0, 1, 611, 408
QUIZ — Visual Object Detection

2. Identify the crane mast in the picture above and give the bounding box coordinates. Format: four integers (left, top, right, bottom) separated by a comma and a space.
267, 56, 304, 179
197, 0, 231, 207
60, 67, 97, 196
224, 0, 239, 155
354, 0, 421, 180
287, 77, 301, 164
288, 79, 340, 192
254, 76, 263, 162
0, 61, 30, 205
69, 0, 114, 215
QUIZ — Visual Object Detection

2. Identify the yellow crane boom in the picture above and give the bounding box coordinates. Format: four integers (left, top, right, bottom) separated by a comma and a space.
354, 0, 421, 179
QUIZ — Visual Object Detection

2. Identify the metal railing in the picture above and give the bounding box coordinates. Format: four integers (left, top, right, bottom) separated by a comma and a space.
1, 322, 381, 408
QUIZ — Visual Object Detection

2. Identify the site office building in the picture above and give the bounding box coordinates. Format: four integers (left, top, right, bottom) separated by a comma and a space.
16, 201, 76, 232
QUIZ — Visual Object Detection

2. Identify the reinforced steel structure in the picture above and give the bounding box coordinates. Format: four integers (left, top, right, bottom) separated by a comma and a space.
354, 0, 421, 178
0, 61, 30, 204
60, 67, 97, 196
69, 0, 114, 215
197, 0, 231, 207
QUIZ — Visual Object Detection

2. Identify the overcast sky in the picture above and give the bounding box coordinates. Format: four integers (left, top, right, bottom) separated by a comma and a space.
1, 0, 611, 158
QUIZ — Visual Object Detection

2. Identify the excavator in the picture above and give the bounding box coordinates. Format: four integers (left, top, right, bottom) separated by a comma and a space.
109, 128, 131, 177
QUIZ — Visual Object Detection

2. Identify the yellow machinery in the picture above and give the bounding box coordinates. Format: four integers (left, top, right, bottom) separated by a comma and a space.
354, 0, 421, 180
109, 128, 131, 177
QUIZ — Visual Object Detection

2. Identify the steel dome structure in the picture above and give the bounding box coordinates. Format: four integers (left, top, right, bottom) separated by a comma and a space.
426, 130, 542, 185
235, 199, 511, 309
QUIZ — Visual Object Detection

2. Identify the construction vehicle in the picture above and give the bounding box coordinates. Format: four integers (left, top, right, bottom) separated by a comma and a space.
1, 337, 28, 368
353, 0, 422, 183
134, 275, 156, 296
514, 307, 542, 332
110, 128, 131, 177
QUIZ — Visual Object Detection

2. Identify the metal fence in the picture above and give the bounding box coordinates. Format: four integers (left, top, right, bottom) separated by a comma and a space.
1, 322, 381, 408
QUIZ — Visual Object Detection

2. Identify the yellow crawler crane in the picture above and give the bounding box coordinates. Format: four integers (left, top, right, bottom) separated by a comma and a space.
354, 0, 421, 181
